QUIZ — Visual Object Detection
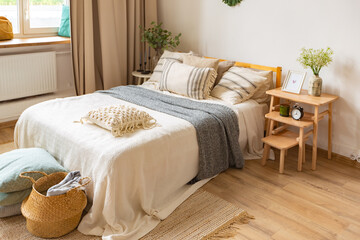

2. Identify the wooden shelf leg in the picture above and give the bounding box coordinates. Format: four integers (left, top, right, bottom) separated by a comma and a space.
298, 127, 304, 171
303, 146, 306, 163
328, 103, 332, 159
312, 106, 319, 170
262, 144, 270, 166
266, 96, 275, 136
279, 149, 285, 173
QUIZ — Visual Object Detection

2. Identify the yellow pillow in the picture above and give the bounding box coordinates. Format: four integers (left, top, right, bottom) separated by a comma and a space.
0, 17, 13, 41
183, 55, 219, 71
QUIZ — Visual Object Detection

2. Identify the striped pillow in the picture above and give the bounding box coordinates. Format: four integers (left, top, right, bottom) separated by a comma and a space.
160, 60, 217, 100
211, 66, 267, 104
143, 50, 193, 89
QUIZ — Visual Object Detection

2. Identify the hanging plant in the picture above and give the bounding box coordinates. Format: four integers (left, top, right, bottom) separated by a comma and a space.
222, 0, 243, 7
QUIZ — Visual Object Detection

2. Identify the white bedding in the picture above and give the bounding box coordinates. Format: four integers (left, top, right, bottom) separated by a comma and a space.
14, 91, 266, 240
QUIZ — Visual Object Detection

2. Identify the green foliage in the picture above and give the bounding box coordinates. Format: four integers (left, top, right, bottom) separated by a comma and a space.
140, 22, 181, 52
222, 0, 243, 7
0, 0, 64, 5
297, 47, 334, 76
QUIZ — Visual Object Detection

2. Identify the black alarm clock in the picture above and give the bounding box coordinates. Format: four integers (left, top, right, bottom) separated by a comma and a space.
291, 104, 304, 120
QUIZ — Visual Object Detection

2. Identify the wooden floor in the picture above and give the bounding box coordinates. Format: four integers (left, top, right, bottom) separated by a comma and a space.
1, 124, 360, 240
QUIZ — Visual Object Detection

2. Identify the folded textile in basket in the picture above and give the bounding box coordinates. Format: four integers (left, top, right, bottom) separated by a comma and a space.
46, 171, 83, 197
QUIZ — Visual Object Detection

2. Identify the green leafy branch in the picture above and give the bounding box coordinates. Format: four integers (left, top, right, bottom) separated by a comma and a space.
140, 22, 181, 53
222, 0, 243, 7
297, 47, 334, 76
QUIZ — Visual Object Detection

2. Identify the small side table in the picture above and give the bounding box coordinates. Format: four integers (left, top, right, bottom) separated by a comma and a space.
262, 88, 339, 173
132, 71, 152, 85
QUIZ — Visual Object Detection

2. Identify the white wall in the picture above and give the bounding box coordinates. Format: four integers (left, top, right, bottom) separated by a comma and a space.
0, 44, 75, 122
158, 0, 360, 157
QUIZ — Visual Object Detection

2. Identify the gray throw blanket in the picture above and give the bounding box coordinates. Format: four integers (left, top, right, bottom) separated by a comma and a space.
98, 86, 244, 183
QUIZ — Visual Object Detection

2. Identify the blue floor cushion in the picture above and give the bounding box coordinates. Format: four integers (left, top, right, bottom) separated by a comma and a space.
0, 189, 32, 207
0, 148, 67, 193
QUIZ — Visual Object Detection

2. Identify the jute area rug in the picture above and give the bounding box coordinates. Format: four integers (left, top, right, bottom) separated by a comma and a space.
0, 189, 253, 240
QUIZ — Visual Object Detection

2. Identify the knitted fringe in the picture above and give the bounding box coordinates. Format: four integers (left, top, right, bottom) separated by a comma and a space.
202, 211, 255, 240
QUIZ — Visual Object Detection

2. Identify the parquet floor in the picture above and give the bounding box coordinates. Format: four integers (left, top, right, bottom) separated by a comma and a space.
1, 123, 359, 240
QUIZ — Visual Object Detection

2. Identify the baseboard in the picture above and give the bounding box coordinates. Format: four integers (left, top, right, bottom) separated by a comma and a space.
306, 144, 360, 169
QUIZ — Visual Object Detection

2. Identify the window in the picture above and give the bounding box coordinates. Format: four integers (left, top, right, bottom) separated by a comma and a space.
0, 0, 69, 37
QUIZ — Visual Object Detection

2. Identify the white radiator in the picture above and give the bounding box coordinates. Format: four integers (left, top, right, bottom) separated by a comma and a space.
0, 52, 57, 101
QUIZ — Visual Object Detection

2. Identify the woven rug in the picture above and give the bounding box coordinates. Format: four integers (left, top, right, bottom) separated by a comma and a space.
0, 189, 253, 240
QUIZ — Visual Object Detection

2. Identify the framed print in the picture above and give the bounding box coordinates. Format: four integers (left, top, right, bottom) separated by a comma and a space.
282, 70, 306, 94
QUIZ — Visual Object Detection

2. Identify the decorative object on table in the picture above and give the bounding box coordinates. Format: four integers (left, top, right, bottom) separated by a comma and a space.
279, 104, 290, 117
222, 0, 243, 6
19, 171, 91, 238
142, 46, 152, 74
140, 21, 181, 70
297, 47, 334, 96
58, 5, 71, 37
291, 103, 304, 120
0, 16, 13, 40
281, 70, 306, 94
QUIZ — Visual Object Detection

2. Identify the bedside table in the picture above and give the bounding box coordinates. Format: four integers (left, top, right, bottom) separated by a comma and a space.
262, 88, 339, 173
132, 71, 152, 85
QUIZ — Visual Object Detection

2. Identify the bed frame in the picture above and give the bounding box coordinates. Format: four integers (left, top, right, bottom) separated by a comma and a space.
206, 56, 283, 133
206, 57, 283, 89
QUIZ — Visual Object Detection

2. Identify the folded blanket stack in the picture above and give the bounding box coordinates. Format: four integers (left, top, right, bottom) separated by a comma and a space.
0, 148, 67, 218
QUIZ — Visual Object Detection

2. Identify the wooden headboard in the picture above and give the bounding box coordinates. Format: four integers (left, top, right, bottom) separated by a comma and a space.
206, 57, 282, 88
233, 61, 282, 89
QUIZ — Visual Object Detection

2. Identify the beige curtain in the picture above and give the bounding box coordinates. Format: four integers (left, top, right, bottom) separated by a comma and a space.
70, 0, 158, 95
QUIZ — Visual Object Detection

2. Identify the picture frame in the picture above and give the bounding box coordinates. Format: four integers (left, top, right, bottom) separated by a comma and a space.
281, 70, 307, 94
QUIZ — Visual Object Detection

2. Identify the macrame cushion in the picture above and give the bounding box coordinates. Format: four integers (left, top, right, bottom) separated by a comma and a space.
81, 105, 157, 137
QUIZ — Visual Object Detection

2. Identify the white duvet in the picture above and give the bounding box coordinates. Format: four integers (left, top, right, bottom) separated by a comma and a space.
14, 91, 265, 240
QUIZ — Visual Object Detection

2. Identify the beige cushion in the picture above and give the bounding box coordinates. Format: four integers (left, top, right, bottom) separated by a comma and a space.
144, 50, 193, 89
183, 55, 219, 71
81, 105, 157, 137
160, 60, 217, 100
214, 60, 235, 86
249, 69, 274, 103
211, 66, 267, 104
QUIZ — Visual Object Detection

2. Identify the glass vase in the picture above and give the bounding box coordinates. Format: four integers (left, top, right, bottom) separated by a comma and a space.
152, 50, 162, 70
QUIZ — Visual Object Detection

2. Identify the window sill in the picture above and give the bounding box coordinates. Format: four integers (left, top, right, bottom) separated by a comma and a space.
0, 36, 71, 49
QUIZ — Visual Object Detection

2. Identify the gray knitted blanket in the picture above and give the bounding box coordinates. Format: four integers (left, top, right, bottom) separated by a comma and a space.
98, 85, 244, 183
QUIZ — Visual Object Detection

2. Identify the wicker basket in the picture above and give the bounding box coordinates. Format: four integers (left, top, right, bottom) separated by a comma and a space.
19, 171, 91, 238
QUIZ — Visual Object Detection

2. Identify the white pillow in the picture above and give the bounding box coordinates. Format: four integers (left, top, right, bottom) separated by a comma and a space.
81, 105, 157, 137
160, 60, 217, 100
211, 66, 267, 104
143, 50, 193, 89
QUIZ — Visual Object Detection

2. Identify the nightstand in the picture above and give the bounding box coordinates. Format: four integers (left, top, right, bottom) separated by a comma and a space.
262, 88, 339, 173
132, 71, 152, 85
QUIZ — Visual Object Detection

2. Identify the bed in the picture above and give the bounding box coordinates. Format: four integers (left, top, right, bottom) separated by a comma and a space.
14, 58, 282, 240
